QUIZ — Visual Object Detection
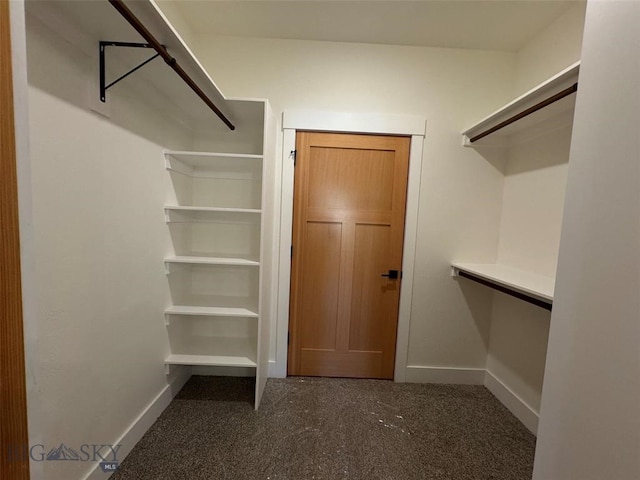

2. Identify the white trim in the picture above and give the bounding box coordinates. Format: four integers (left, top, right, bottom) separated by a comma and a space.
283, 110, 427, 136
82, 370, 191, 480
268, 359, 284, 378
393, 135, 423, 381
274, 110, 426, 380
484, 370, 539, 435
274, 129, 296, 379
405, 366, 486, 385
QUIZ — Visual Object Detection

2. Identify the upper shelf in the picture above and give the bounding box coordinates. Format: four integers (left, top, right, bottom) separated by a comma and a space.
165, 151, 263, 179
451, 262, 554, 310
25, 1, 266, 133
165, 206, 262, 224
165, 255, 260, 267
462, 62, 580, 147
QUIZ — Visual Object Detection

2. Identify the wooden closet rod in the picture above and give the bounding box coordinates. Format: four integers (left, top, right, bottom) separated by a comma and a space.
108, 0, 235, 131
469, 82, 578, 143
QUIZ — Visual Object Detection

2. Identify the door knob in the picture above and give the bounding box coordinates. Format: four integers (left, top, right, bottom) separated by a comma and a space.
381, 269, 399, 280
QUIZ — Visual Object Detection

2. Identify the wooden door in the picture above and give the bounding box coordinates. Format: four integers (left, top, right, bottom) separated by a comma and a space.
288, 132, 410, 379
0, 1, 31, 478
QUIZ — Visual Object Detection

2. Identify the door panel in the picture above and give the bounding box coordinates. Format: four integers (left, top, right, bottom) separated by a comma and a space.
350, 223, 393, 353
307, 147, 395, 211
288, 132, 410, 379
299, 222, 342, 350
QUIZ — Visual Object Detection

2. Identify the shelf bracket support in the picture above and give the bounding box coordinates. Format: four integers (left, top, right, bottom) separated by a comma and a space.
99, 41, 162, 103
164, 261, 179, 275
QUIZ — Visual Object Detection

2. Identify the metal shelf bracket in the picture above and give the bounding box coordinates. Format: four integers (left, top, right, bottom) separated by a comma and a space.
99, 41, 162, 102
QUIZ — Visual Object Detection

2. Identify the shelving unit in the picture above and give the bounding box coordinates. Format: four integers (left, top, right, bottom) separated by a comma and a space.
456, 62, 580, 310
162, 104, 275, 409
455, 63, 580, 432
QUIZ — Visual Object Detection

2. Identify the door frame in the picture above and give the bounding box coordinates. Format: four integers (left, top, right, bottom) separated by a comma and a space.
272, 110, 426, 381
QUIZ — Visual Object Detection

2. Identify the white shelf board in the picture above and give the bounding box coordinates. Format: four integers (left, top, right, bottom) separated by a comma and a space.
165, 305, 259, 318
165, 150, 263, 164
165, 255, 259, 267
25, 0, 237, 129
165, 206, 261, 214
165, 153, 263, 180
462, 62, 580, 147
451, 262, 554, 302
165, 354, 257, 368
164, 206, 262, 224
166, 335, 258, 367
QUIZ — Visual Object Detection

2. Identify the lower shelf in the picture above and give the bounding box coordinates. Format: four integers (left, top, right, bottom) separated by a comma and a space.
166, 336, 257, 369
452, 262, 554, 310
165, 353, 257, 368
165, 305, 259, 318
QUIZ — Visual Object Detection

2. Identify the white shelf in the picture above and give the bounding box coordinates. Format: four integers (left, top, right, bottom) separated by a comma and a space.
165, 305, 259, 318
166, 336, 258, 367
165, 150, 263, 164
165, 151, 263, 180
165, 255, 259, 267
166, 354, 256, 368
462, 62, 580, 147
165, 206, 261, 214
25, 0, 251, 130
165, 206, 262, 223
451, 262, 554, 303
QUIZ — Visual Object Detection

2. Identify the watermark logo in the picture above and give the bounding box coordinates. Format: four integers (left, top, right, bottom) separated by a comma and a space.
46, 444, 81, 461
7, 443, 121, 473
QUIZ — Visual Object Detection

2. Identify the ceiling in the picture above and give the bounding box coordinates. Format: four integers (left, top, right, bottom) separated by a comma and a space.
166, 0, 577, 52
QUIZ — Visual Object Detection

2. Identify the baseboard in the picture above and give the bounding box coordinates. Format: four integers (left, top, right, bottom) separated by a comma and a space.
404, 365, 486, 384
268, 359, 286, 378
484, 370, 538, 435
82, 369, 191, 480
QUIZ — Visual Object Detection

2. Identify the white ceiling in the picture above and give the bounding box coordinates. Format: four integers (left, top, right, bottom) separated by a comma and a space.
167, 0, 577, 52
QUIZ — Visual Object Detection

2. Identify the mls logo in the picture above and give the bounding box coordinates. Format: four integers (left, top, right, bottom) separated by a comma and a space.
18, 442, 122, 472
100, 461, 119, 472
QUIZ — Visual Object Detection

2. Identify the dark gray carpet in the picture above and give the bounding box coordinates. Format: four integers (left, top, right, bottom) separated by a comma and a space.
112, 376, 535, 480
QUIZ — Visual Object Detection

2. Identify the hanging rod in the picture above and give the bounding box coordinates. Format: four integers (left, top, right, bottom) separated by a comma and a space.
456, 270, 552, 311
469, 82, 578, 143
107, 0, 235, 131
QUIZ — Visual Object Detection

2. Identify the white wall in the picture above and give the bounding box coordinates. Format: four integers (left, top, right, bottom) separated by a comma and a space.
513, 1, 586, 96
485, 125, 573, 430
533, 1, 640, 478
497, 125, 573, 278
186, 34, 516, 379
482, 5, 585, 432
23, 9, 191, 479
